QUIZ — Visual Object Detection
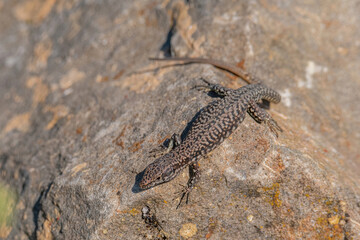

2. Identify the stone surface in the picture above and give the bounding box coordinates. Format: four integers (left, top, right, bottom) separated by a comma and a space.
0, 0, 360, 239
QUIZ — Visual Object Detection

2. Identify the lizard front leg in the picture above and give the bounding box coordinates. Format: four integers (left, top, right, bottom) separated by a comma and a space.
149, 133, 181, 158
176, 162, 201, 209
194, 78, 234, 97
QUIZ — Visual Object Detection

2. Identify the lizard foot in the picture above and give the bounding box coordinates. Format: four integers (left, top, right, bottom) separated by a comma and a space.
265, 119, 283, 138
174, 185, 192, 209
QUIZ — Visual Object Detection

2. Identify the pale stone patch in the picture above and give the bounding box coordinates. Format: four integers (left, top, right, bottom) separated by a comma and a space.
43, 105, 69, 130
2, 112, 31, 134
179, 223, 197, 239
26, 76, 49, 107
13, 0, 56, 24
113, 73, 160, 94
298, 61, 328, 88
279, 88, 292, 107
71, 163, 87, 177
59, 68, 85, 90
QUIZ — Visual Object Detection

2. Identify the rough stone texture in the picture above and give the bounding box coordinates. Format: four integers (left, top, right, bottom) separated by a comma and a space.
0, 0, 359, 239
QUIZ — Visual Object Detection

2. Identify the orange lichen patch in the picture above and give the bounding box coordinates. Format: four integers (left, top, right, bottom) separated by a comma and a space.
128, 139, 145, 153
95, 75, 109, 83
314, 216, 344, 239
76, 127, 82, 134
116, 208, 141, 217
54, 208, 60, 221
205, 218, 217, 239
113, 70, 125, 80
2, 112, 31, 135
336, 47, 348, 56
113, 125, 127, 149
280, 198, 351, 239
37, 217, 53, 240
26, 76, 49, 107
59, 68, 85, 89
26, 76, 40, 88
13, 0, 56, 24
55, 0, 76, 13
115, 209, 127, 214
114, 74, 160, 93
71, 162, 87, 176
129, 208, 140, 216
27, 37, 53, 71
34, 39, 52, 65
268, 154, 286, 173
278, 211, 342, 239
236, 59, 246, 70
261, 182, 282, 207
224, 72, 239, 81
43, 105, 69, 130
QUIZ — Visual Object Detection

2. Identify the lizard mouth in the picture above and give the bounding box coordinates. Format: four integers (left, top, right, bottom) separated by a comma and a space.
139, 180, 149, 190
139, 176, 161, 190
139, 175, 157, 190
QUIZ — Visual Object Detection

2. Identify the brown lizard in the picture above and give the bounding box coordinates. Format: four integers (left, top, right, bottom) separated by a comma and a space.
139, 57, 282, 208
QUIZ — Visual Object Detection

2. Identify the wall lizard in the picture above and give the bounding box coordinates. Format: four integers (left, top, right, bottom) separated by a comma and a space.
139, 57, 282, 208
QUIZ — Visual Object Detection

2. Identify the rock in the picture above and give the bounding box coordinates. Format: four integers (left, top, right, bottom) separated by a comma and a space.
0, 0, 359, 239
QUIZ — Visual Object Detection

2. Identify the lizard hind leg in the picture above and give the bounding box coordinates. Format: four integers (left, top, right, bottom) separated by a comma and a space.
175, 162, 201, 209
247, 102, 283, 137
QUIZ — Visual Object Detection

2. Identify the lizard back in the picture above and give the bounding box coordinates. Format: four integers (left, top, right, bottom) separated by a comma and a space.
173, 83, 280, 165
139, 83, 280, 190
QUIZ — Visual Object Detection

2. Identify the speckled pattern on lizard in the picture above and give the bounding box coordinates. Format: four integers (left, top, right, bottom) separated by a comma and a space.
139, 58, 282, 208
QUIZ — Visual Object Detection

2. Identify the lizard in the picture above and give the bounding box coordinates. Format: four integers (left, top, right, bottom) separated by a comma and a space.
139, 57, 282, 208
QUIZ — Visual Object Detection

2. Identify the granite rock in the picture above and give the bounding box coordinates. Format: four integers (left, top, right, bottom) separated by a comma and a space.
0, 0, 359, 239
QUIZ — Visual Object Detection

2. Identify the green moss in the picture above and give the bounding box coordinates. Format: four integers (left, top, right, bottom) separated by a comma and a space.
0, 183, 17, 238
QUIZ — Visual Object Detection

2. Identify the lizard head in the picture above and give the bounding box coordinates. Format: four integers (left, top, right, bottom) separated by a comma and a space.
139, 156, 177, 190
